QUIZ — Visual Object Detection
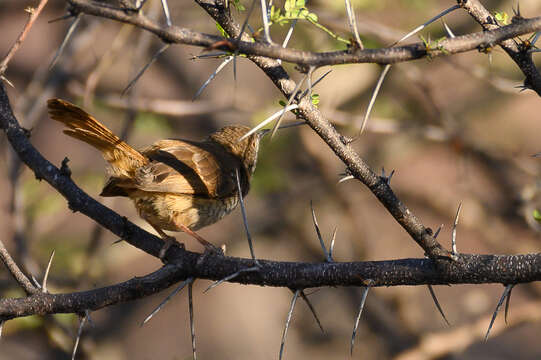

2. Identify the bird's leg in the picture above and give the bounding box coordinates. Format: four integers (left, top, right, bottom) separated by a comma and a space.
176, 223, 223, 255
153, 226, 180, 259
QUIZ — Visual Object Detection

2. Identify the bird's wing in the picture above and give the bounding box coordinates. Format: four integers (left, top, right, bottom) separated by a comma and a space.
123, 139, 236, 197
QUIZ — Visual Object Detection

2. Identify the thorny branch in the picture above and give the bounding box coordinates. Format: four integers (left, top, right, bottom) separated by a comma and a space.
64, 0, 541, 93
2, 69, 541, 321
0, 0, 540, 330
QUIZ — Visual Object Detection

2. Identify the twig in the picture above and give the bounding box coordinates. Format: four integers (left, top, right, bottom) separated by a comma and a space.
0, 239, 37, 295
0, 0, 50, 76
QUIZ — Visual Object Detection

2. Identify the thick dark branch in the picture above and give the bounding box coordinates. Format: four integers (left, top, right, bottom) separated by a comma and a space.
0, 83, 166, 259
2, 253, 541, 321
2, 83, 541, 322
65, 0, 541, 68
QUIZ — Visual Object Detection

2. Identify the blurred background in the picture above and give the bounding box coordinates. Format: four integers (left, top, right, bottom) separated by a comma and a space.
1, 0, 541, 359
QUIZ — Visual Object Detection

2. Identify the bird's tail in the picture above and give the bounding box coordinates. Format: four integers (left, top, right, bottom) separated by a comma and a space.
47, 98, 147, 178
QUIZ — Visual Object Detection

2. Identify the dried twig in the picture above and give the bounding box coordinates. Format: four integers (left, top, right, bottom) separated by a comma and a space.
0, 239, 37, 295
0, 0, 50, 76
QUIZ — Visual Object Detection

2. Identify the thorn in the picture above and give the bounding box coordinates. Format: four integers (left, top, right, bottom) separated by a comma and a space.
359, 64, 391, 135
504, 284, 515, 325
338, 174, 355, 184
344, 0, 363, 49
204, 265, 260, 292
433, 224, 443, 239
122, 43, 170, 96
0, 321, 3, 338
235, 169, 259, 265
232, 0, 257, 86
351, 283, 372, 355
259, 0, 272, 43
193, 56, 233, 101
485, 284, 515, 341
188, 281, 197, 360
278, 19, 297, 65
50, 13, 82, 70
442, 20, 456, 38
299, 69, 333, 101
48, 13, 75, 24
329, 227, 337, 262
279, 289, 300, 360
239, 104, 299, 141
72, 310, 89, 360
391, 5, 460, 46
310, 201, 332, 262
299, 290, 324, 333
141, 277, 193, 326
160, 0, 172, 27
427, 285, 450, 326
42, 250, 55, 293
270, 74, 307, 139
451, 202, 462, 257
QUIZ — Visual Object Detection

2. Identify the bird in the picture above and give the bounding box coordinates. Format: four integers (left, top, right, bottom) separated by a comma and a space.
47, 98, 264, 257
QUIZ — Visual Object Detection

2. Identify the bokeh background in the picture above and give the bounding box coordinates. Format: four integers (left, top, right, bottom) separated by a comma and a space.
1, 0, 541, 359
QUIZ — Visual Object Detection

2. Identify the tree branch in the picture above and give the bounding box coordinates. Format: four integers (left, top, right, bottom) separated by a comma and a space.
65, 0, 541, 71
458, 0, 541, 95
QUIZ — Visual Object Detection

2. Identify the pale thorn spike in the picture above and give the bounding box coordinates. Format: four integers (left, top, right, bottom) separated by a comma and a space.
193, 56, 233, 101
141, 278, 193, 326
360, 64, 391, 134
451, 202, 462, 256
351, 284, 372, 355
391, 5, 460, 46
279, 289, 300, 360
239, 104, 299, 141
42, 250, 55, 293
485, 284, 514, 341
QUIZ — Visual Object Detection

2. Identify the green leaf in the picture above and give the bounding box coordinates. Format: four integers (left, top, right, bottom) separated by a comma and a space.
279, 100, 286, 106
232, 0, 245, 11
534, 209, 541, 223
494, 11, 509, 25
306, 12, 318, 22
216, 22, 228, 37
311, 93, 320, 107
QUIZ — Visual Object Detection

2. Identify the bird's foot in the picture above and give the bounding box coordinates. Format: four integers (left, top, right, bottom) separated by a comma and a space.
159, 235, 182, 259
